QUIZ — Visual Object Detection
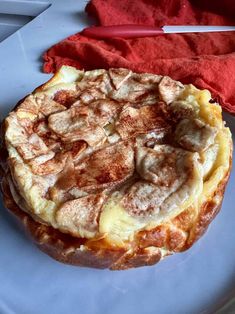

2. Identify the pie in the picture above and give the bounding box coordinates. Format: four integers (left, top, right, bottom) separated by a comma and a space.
0, 66, 232, 269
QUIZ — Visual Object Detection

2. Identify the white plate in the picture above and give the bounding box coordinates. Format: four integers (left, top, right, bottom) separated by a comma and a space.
0, 1, 235, 313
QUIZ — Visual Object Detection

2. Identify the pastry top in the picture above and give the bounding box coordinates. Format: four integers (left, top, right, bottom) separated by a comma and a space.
4, 66, 231, 246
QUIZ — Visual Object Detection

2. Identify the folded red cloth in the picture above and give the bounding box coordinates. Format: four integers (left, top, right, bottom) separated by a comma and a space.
43, 0, 235, 114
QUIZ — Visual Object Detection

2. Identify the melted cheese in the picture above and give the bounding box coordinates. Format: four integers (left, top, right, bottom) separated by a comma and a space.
99, 194, 145, 246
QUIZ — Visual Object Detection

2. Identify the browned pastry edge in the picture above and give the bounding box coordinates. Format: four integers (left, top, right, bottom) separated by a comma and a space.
0, 153, 231, 270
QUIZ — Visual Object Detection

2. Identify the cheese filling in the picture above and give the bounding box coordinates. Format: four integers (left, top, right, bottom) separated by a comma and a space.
4, 66, 231, 243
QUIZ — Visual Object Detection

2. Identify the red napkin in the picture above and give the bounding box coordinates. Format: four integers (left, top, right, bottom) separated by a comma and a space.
43, 0, 235, 114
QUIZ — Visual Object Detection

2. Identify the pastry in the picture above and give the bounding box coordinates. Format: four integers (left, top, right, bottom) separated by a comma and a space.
0, 66, 232, 269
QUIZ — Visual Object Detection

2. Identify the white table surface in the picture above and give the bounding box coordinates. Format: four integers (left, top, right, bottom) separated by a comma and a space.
0, 1, 235, 313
